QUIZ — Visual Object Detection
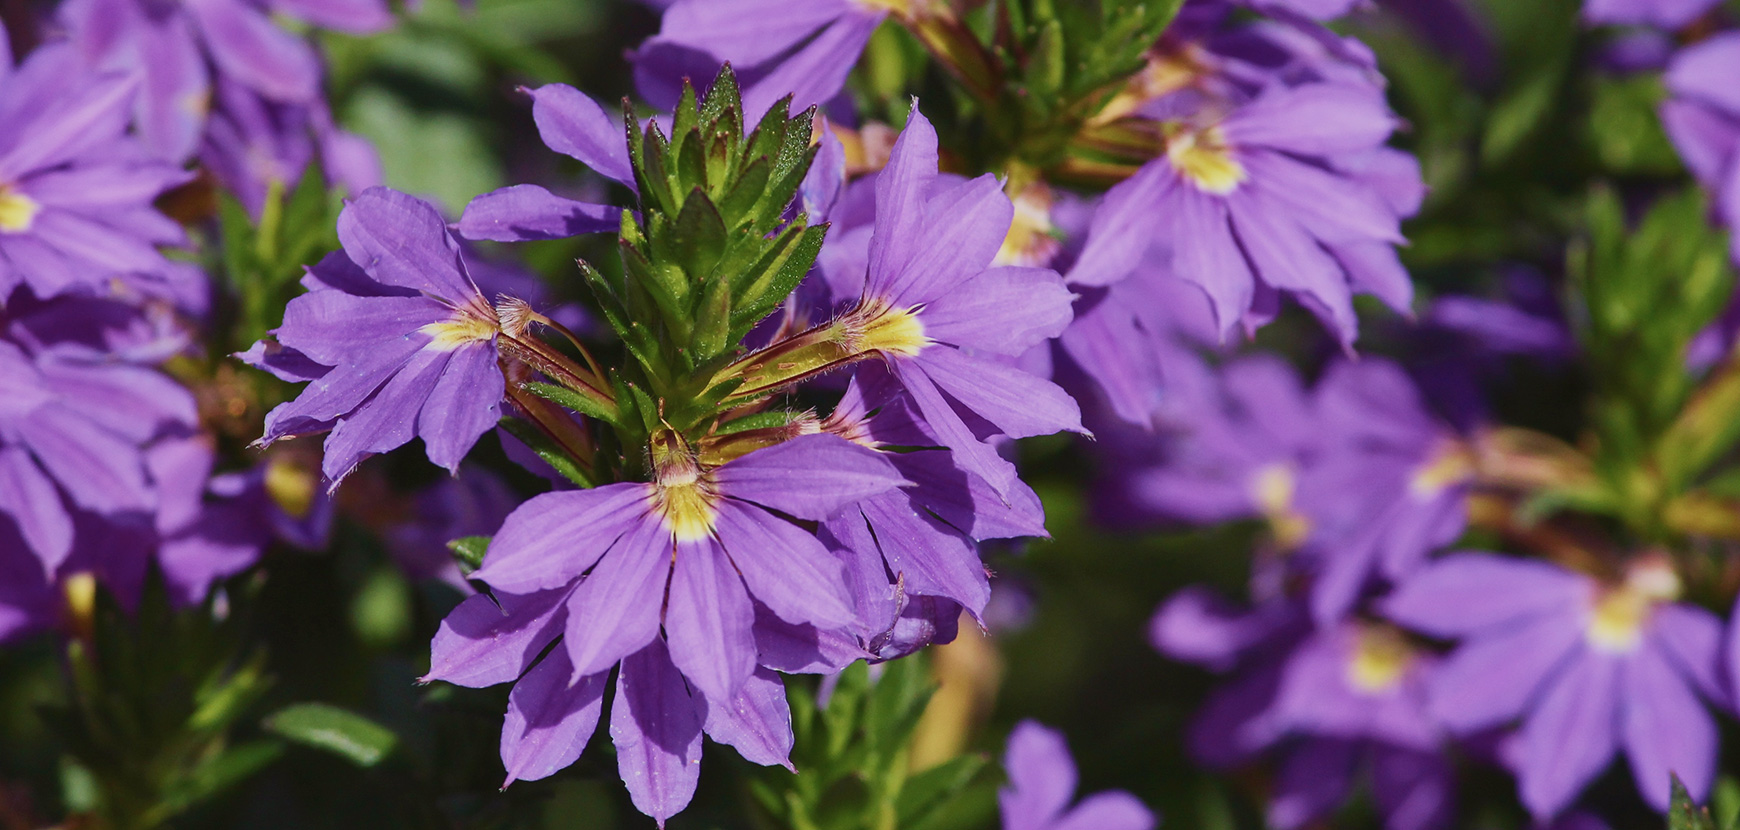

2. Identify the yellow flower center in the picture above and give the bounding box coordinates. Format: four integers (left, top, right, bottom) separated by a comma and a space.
0, 185, 41, 233
852, 303, 931, 358
1163, 123, 1245, 195
1586, 557, 1678, 653
419, 301, 500, 351
856, 0, 917, 12
1251, 463, 1311, 549
1586, 589, 1650, 653
1346, 624, 1415, 693
654, 468, 718, 542
994, 184, 1062, 268
1410, 442, 1475, 497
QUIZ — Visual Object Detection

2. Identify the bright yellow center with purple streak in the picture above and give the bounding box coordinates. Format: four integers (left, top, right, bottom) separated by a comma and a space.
1345, 624, 1415, 693
850, 302, 931, 358
419, 300, 500, 351
0, 185, 41, 233
1164, 123, 1245, 195
653, 466, 719, 542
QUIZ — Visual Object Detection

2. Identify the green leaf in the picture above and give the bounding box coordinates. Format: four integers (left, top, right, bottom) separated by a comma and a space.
897, 755, 988, 826
525, 380, 619, 424
264, 703, 399, 768
447, 536, 491, 572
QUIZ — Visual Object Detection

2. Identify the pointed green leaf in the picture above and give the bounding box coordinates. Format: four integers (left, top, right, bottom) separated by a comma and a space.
264, 703, 399, 768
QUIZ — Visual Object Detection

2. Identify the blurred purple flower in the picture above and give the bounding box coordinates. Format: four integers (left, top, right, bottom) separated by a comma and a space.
0, 43, 193, 302
199, 76, 382, 219
999, 720, 1156, 830
1583, 0, 1722, 29
384, 465, 518, 590
56, 0, 392, 162
1152, 588, 1455, 830
1661, 33, 1740, 263
256, 187, 506, 487
1383, 553, 1723, 819
631, 0, 887, 121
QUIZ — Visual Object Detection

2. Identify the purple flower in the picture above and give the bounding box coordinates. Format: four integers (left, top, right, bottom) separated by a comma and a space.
0, 294, 197, 574
1152, 588, 1455, 830
199, 76, 382, 219
0, 44, 193, 302
1296, 359, 1473, 623
631, 0, 887, 122
433, 433, 903, 822
1583, 0, 1722, 29
819, 369, 1048, 641
825, 109, 1082, 498
56, 0, 391, 162
148, 434, 269, 605
256, 187, 506, 487
998, 720, 1156, 830
1662, 33, 1740, 263
1383, 553, 1723, 819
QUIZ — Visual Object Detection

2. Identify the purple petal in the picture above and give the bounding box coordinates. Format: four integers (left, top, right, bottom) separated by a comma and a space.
500, 646, 607, 785
0, 447, 72, 570
424, 588, 568, 688
135, 14, 210, 162
752, 608, 869, 674
851, 495, 990, 617
1149, 588, 1294, 670
1370, 745, 1454, 830
611, 639, 703, 826
1222, 82, 1397, 157
274, 291, 445, 367
893, 449, 1047, 541
1651, 603, 1725, 706
456, 184, 619, 242
1516, 651, 1620, 821
16, 405, 153, 514
738, 12, 879, 122
1666, 34, 1740, 114
920, 266, 1074, 356
1267, 738, 1358, 830
1623, 641, 1716, 811
183, 0, 320, 102
319, 348, 451, 483
875, 174, 1013, 307
562, 518, 672, 679
1066, 163, 1169, 288
715, 500, 854, 628
701, 666, 793, 769
1052, 792, 1156, 830
1427, 611, 1583, 733
916, 347, 1084, 439
1160, 184, 1255, 337
863, 108, 940, 299
470, 484, 648, 592
713, 432, 904, 521
891, 358, 1020, 499
665, 537, 757, 703
416, 342, 503, 472
0, 74, 133, 179
999, 720, 1077, 830
526, 84, 634, 187
653, 0, 854, 66
1226, 189, 1357, 344
1382, 553, 1588, 638
336, 187, 478, 301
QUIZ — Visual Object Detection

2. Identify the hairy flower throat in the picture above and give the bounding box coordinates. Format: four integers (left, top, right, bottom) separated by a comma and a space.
1164, 124, 1245, 195
1346, 624, 1415, 693
652, 435, 719, 542
0, 185, 41, 233
1587, 557, 1679, 653
419, 296, 501, 351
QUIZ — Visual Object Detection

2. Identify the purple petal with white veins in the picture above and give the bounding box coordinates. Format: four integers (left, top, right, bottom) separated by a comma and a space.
876, 174, 1012, 307
275, 291, 445, 367
701, 666, 793, 769
665, 536, 757, 703
500, 647, 607, 786
715, 500, 854, 628
424, 588, 568, 688
457, 184, 619, 242
473, 483, 650, 591
611, 639, 703, 827
713, 432, 905, 521
863, 109, 939, 298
